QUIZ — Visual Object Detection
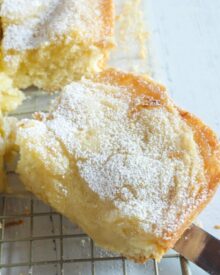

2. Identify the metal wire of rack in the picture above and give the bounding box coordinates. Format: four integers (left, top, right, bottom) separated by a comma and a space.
0, 194, 192, 275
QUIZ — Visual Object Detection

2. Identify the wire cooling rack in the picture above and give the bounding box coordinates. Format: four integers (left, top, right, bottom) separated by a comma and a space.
0, 195, 192, 275
0, 1, 193, 271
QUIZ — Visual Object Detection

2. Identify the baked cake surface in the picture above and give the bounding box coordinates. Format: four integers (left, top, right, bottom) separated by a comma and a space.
16, 69, 220, 262
0, 0, 114, 91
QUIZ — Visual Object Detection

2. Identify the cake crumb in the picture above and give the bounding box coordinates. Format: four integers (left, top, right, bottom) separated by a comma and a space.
5, 219, 23, 228
116, 0, 148, 59
214, 225, 220, 230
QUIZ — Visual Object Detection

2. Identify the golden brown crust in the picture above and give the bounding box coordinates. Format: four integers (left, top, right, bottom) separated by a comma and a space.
165, 109, 220, 245
94, 68, 167, 98
179, 109, 220, 190
137, 102, 220, 258
93, 69, 173, 114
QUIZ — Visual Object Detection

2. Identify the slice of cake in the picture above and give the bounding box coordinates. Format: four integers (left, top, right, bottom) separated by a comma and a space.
0, 0, 115, 91
16, 69, 220, 262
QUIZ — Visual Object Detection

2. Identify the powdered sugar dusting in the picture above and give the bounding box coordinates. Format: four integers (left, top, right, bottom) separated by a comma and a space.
18, 79, 208, 238
1, 0, 103, 50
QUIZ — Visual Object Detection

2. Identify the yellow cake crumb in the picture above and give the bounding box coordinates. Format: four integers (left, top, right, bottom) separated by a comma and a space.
214, 225, 220, 230
116, 0, 148, 59
0, 72, 24, 114
0, 115, 17, 192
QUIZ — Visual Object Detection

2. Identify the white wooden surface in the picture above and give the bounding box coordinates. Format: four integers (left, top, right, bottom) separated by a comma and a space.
1, 1, 220, 274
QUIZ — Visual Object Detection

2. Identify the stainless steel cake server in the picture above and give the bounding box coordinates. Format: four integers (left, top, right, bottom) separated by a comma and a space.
174, 224, 220, 275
